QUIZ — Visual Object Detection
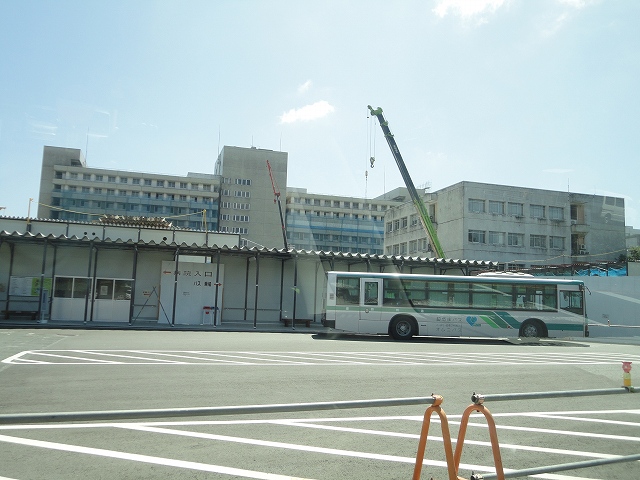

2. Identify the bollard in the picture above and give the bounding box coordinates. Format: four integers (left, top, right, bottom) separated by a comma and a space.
622, 361, 632, 388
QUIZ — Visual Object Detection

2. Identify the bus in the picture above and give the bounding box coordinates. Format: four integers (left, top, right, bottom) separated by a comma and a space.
323, 271, 587, 340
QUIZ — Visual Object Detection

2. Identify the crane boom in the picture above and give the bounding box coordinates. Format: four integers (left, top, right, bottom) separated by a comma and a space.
266, 159, 289, 250
367, 105, 445, 258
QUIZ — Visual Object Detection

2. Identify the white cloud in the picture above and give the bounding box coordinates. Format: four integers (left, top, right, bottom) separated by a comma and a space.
433, 0, 508, 19
280, 101, 335, 124
297, 80, 312, 94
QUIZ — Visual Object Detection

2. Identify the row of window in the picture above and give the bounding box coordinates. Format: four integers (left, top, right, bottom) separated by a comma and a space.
55, 171, 217, 191
221, 189, 251, 198
386, 214, 426, 233
468, 199, 565, 221
220, 202, 250, 210
336, 277, 560, 312
54, 185, 215, 203
52, 198, 216, 216
220, 214, 250, 222
289, 210, 382, 221
218, 226, 248, 234
386, 238, 431, 256
290, 197, 389, 212
468, 230, 565, 249
291, 232, 382, 245
221, 177, 252, 186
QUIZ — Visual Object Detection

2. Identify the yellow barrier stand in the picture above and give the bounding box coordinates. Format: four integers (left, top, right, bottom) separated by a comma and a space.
412, 395, 464, 480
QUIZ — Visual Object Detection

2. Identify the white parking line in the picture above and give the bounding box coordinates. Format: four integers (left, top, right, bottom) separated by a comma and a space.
3, 350, 640, 365
0, 433, 314, 480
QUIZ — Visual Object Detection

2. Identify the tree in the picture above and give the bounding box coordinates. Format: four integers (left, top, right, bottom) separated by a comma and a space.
629, 246, 640, 262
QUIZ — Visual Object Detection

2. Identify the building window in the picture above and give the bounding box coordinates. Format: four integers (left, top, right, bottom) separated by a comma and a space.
68, 186, 77, 192
393, 219, 400, 231
386, 222, 393, 233
95, 175, 103, 181
530, 234, 547, 248
235, 178, 252, 186
168, 181, 175, 188
344, 201, 350, 208
468, 230, 486, 243
156, 180, 164, 187
82, 187, 90, 193
530, 204, 545, 219
120, 177, 128, 184
508, 233, 524, 246
107, 189, 115, 195
108, 176, 116, 182
549, 206, 564, 221
70, 173, 78, 179
144, 179, 152, 186
401, 217, 408, 228
180, 182, 188, 189
508, 202, 524, 217
132, 178, 140, 185
410, 214, 418, 227
488, 231, 505, 245
54, 171, 63, 179
550, 236, 565, 250
468, 199, 485, 213
94, 188, 102, 194
83, 174, 91, 180
180, 195, 187, 201
488, 201, 505, 215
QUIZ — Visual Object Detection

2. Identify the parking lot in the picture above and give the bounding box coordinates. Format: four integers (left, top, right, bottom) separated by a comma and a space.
1, 329, 638, 479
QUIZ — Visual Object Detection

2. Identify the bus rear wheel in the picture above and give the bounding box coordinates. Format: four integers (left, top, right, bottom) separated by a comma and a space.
389, 317, 416, 340
519, 319, 547, 338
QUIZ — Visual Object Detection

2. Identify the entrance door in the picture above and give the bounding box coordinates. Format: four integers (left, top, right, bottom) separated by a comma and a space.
359, 278, 383, 334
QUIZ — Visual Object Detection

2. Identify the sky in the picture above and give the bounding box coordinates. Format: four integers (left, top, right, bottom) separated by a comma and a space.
1, 0, 639, 227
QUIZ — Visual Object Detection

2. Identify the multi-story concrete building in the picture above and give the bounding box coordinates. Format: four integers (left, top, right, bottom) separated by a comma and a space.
37, 147, 628, 266
38, 146, 220, 230
385, 181, 627, 268
214, 146, 287, 249
37, 145, 396, 254
37, 145, 288, 250
284, 187, 409, 254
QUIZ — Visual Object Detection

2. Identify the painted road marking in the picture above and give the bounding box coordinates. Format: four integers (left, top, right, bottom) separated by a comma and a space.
3, 350, 640, 365
1, 409, 637, 479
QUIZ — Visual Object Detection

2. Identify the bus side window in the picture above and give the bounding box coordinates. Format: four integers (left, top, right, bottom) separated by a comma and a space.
336, 278, 360, 306
560, 291, 584, 315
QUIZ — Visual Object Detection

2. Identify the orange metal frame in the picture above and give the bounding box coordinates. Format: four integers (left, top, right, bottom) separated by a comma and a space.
412, 396, 504, 480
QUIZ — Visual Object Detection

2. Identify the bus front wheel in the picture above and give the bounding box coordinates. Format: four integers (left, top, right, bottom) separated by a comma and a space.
519, 319, 547, 338
389, 317, 416, 340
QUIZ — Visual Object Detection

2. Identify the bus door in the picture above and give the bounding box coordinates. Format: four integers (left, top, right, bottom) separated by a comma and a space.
359, 278, 384, 334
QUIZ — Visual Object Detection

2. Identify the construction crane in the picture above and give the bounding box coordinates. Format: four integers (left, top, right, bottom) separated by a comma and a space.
368, 105, 445, 258
266, 159, 289, 250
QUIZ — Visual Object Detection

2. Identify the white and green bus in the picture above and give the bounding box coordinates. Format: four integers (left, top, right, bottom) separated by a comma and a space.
323, 271, 587, 340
